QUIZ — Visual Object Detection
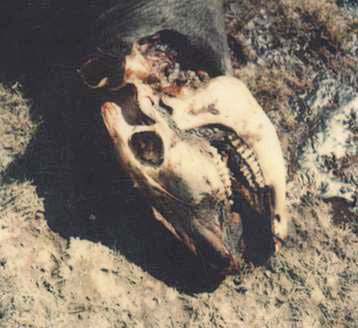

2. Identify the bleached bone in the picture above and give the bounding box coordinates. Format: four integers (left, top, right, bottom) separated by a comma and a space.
101, 45, 287, 272
161, 76, 287, 240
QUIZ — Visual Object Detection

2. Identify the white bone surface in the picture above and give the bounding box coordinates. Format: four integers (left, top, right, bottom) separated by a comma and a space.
162, 77, 287, 238
102, 46, 288, 241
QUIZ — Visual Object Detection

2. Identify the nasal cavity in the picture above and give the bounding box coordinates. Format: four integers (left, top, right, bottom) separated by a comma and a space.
130, 131, 164, 166
112, 84, 155, 126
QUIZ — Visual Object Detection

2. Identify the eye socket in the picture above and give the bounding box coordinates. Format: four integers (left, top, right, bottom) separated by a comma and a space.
79, 54, 125, 89
112, 84, 155, 126
129, 131, 164, 166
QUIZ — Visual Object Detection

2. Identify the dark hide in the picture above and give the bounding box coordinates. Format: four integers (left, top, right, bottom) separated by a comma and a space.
0, 0, 232, 290
91, 0, 232, 76
1, 1, 231, 76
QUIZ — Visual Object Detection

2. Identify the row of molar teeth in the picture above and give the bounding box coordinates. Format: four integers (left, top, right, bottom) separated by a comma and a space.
209, 144, 233, 201
229, 135, 265, 189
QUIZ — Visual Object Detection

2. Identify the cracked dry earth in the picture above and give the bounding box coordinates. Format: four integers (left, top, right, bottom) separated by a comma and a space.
0, 1, 357, 327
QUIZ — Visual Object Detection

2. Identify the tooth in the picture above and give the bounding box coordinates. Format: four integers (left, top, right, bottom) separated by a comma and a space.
241, 168, 250, 178
232, 140, 244, 153
256, 177, 265, 188
229, 136, 238, 144
209, 144, 232, 202
241, 150, 251, 160
236, 146, 247, 157
245, 152, 255, 161
229, 135, 267, 190
250, 161, 259, 173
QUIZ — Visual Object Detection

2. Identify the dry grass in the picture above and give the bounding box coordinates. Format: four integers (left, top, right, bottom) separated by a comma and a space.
0, 84, 37, 173
0, 1, 357, 327
280, 0, 357, 48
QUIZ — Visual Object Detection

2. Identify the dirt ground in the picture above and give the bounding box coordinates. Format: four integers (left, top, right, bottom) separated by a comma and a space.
0, 1, 357, 327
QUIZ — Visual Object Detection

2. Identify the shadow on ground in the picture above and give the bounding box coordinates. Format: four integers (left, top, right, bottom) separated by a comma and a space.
0, 6, 223, 294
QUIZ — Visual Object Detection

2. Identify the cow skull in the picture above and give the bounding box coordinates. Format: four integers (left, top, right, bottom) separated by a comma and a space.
100, 46, 287, 272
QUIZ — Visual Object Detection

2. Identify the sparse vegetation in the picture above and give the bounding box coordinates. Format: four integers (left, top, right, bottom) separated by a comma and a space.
0, 1, 357, 327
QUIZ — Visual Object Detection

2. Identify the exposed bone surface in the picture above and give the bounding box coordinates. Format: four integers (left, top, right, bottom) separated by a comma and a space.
1, 2, 357, 326
100, 38, 287, 271
161, 77, 286, 221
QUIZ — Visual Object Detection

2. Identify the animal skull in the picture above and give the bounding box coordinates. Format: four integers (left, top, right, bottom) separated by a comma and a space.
100, 46, 287, 273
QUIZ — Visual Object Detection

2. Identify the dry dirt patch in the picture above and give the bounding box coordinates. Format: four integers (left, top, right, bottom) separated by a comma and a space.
1, 1, 357, 327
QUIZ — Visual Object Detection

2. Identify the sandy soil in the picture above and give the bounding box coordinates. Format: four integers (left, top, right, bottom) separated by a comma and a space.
0, 1, 357, 327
